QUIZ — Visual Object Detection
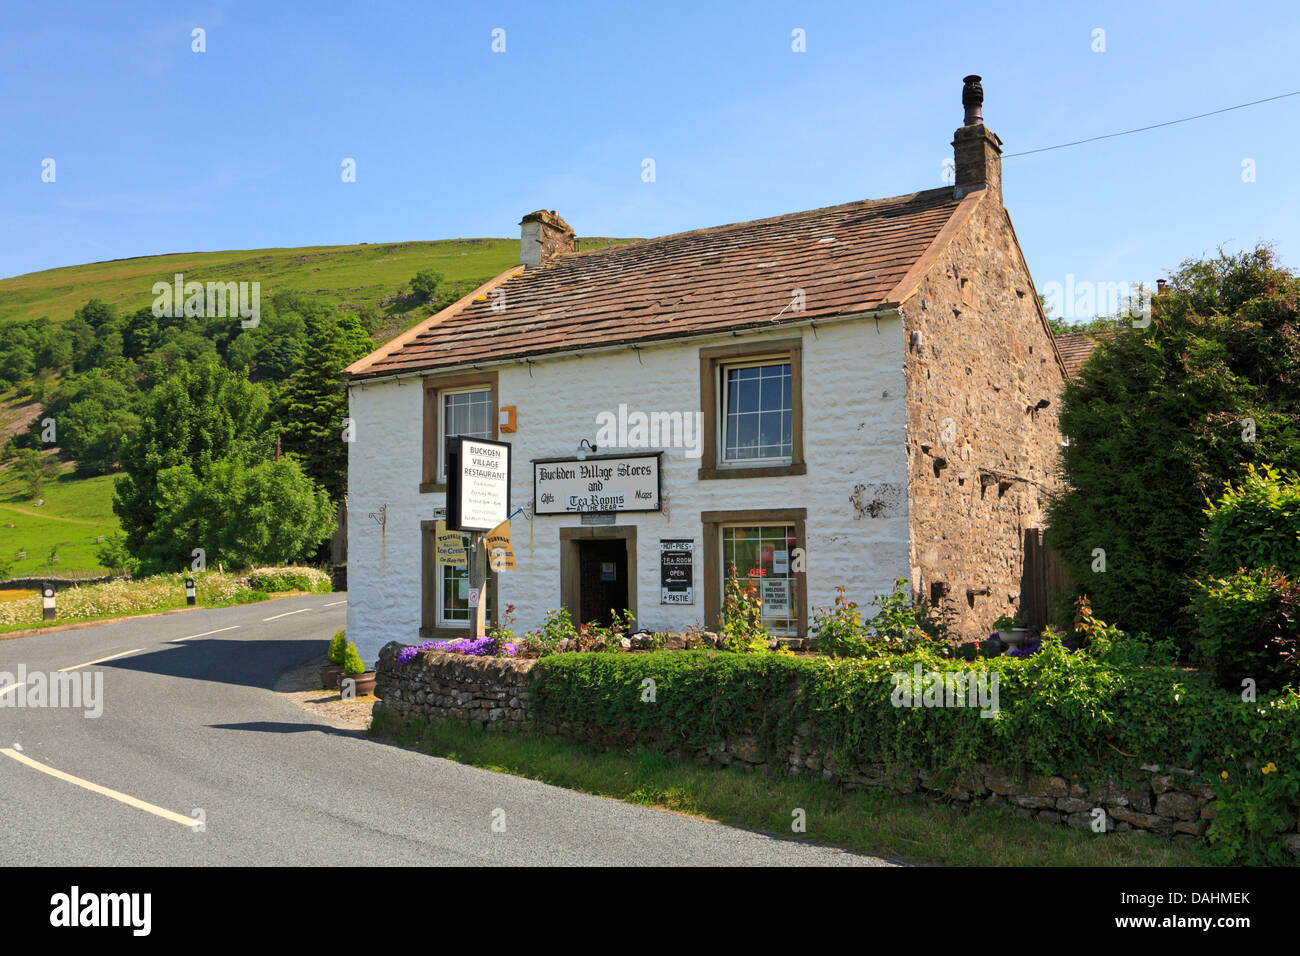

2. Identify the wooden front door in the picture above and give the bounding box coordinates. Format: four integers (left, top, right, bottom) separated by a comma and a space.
578, 540, 629, 627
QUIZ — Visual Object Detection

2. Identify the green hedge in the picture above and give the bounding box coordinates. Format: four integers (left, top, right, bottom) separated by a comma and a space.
246, 566, 332, 594
529, 645, 1300, 863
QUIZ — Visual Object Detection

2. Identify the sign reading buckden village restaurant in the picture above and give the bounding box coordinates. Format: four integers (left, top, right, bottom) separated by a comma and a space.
342, 78, 1069, 663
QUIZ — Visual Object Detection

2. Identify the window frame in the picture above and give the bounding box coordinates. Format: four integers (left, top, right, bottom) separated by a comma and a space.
698, 338, 805, 480
718, 358, 794, 467
419, 519, 499, 639
421, 371, 498, 493
437, 385, 495, 483
701, 508, 807, 639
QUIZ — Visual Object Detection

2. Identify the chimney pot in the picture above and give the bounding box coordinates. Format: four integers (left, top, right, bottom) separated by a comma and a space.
1156, 279, 1167, 294
962, 75, 984, 126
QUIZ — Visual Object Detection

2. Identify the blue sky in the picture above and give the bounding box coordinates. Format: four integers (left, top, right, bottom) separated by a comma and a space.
2, 0, 1297, 313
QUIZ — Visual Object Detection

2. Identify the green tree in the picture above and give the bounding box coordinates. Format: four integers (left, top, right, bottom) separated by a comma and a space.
410, 269, 444, 303
113, 360, 271, 565
276, 307, 371, 500
143, 456, 335, 570
94, 532, 138, 576
32, 370, 141, 474
14, 448, 59, 499
1046, 244, 1300, 645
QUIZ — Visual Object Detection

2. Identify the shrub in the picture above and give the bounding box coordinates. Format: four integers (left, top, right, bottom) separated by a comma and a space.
575, 609, 636, 652
717, 566, 770, 653
246, 566, 332, 593
327, 629, 348, 665
522, 607, 579, 656
342, 642, 366, 676
1204, 464, 1300, 577
1193, 567, 1300, 691
1045, 246, 1300, 646
812, 579, 953, 658
528, 646, 1300, 863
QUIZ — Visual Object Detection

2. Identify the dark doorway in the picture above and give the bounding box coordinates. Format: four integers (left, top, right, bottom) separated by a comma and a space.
577, 539, 629, 627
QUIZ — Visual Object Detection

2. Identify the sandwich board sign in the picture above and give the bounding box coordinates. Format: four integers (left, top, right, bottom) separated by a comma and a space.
445, 437, 511, 532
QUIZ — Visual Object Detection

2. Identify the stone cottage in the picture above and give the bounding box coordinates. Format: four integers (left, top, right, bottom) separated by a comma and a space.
342, 76, 1067, 664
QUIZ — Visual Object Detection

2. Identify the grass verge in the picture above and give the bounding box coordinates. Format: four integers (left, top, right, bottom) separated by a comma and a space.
368, 709, 1204, 867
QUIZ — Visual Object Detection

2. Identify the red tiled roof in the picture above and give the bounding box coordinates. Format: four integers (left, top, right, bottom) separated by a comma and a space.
346, 187, 977, 379
1053, 329, 1121, 379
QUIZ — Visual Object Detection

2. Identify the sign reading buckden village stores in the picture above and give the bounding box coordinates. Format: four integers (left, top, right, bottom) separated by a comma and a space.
533, 452, 661, 514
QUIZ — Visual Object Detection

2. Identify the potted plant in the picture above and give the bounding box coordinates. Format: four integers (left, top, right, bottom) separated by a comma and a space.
321, 629, 347, 689
339, 642, 375, 697
991, 614, 1030, 649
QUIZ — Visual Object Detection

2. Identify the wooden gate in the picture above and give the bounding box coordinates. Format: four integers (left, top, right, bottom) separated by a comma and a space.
1019, 528, 1067, 631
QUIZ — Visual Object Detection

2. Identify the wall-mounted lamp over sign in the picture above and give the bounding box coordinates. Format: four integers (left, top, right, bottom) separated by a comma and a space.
42, 585, 55, 621
185, 577, 196, 606
576, 439, 598, 461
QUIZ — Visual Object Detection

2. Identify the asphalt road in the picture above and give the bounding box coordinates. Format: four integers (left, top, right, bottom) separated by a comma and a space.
0, 595, 891, 866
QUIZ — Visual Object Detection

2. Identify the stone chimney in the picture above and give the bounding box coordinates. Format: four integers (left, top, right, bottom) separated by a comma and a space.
952, 75, 1002, 201
520, 210, 576, 269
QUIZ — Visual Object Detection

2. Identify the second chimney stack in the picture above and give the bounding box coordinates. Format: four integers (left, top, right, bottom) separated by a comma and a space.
952, 75, 1003, 202
520, 210, 576, 269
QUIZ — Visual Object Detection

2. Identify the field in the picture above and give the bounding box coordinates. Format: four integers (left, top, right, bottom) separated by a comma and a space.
0, 461, 120, 577
0, 236, 629, 334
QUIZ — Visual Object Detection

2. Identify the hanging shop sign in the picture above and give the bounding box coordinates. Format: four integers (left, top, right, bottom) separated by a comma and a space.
434, 520, 467, 567
532, 452, 661, 515
446, 437, 512, 532
486, 518, 517, 571
659, 539, 695, 605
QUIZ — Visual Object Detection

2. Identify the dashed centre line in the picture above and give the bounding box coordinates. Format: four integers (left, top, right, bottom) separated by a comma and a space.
262, 608, 311, 622
169, 625, 240, 642
58, 649, 143, 672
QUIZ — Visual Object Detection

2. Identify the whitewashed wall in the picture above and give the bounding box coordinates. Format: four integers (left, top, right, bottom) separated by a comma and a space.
347, 319, 910, 666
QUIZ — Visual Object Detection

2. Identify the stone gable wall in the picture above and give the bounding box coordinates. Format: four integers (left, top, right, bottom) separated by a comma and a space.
903, 192, 1068, 641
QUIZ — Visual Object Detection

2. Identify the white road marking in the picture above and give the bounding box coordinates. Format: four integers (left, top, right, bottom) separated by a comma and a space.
1, 748, 197, 827
57, 649, 143, 672
0, 682, 26, 699
262, 608, 311, 622
323, 601, 347, 608
169, 625, 240, 642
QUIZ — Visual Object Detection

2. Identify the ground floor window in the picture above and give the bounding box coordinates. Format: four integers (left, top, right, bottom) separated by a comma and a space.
420, 519, 498, 638
702, 508, 807, 639
439, 560, 493, 627
721, 524, 799, 636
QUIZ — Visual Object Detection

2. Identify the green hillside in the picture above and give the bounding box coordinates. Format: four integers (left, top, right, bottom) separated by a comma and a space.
0, 239, 521, 333
0, 236, 630, 334
0, 461, 119, 577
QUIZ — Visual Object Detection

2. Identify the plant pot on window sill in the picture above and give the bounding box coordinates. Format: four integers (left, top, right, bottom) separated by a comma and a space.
340, 671, 376, 697
320, 663, 344, 690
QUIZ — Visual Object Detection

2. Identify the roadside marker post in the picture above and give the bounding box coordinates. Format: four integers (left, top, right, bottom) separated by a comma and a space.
185, 577, 196, 606
41, 585, 55, 621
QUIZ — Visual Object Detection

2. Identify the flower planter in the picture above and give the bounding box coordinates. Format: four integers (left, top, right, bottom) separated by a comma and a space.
320, 663, 344, 690
999, 627, 1031, 649
340, 671, 376, 696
